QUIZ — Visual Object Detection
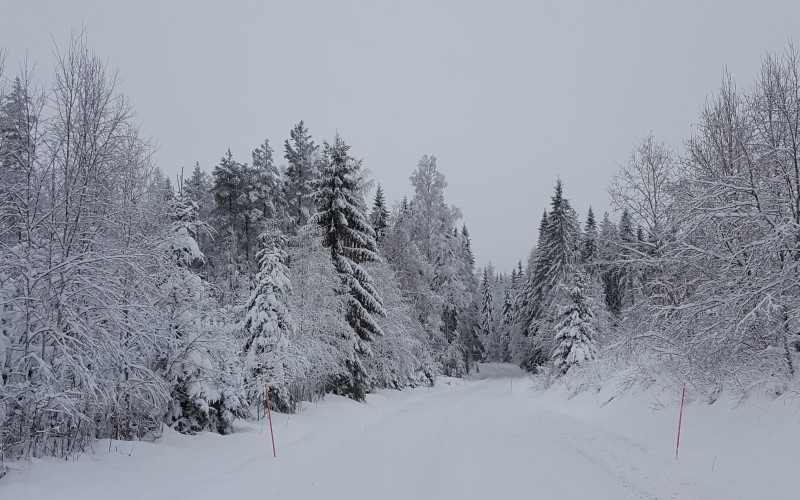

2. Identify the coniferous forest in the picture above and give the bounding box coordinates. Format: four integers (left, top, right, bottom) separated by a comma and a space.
2, 33, 800, 469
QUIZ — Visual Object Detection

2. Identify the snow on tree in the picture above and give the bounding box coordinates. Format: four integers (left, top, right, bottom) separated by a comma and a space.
581, 206, 598, 267
162, 186, 207, 268
284, 121, 321, 226
243, 230, 304, 413
377, 156, 480, 376
480, 266, 495, 357
517, 209, 550, 338
161, 182, 246, 435
0, 75, 38, 232
0, 36, 184, 458
370, 183, 390, 242
517, 180, 581, 370
285, 225, 354, 401
252, 138, 286, 220
365, 261, 437, 390
539, 179, 581, 288
552, 272, 597, 375
498, 286, 514, 362
461, 225, 476, 270
598, 211, 623, 314
311, 134, 385, 400
184, 163, 214, 220
211, 149, 245, 217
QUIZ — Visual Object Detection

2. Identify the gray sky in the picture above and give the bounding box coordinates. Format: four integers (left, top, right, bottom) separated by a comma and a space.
3, 1, 799, 272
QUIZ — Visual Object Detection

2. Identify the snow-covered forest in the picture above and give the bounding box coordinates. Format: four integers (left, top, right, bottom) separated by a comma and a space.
2, 31, 800, 477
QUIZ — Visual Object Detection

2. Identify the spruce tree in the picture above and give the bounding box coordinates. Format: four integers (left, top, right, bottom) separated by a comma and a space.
165, 185, 206, 268
616, 209, 637, 308
518, 180, 581, 369
539, 179, 580, 287
518, 210, 550, 337
185, 163, 211, 206
481, 267, 495, 353
502, 286, 514, 327
243, 230, 296, 412
461, 225, 475, 270
311, 134, 385, 400
552, 272, 597, 375
400, 195, 409, 212
0, 76, 34, 174
618, 209, 635, 249
599, 212, 624, 314
0, 76, 36, 243
582, 206, 598, 266
370, 184, 390, 242
284, 121, 320, 225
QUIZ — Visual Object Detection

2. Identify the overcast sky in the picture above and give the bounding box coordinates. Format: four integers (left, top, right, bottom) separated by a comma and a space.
3, 1, 799, 271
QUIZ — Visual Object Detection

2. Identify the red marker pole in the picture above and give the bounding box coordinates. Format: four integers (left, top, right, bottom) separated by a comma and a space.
675, 382, 686, 460
265, 386, 276, 458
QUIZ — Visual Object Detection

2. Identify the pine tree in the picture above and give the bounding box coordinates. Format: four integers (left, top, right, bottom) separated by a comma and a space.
311, 134, 385, 400
252, 138, 286, 220
212, 149, 243, 215
243, 230, 297, 412
210, 149, 251, 288
370, 184, 390, 242
284, 121, 320, 226
552, 272, 597, 375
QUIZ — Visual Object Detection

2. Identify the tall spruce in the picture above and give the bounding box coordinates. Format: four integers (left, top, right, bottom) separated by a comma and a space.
518, 210, 550, 337
370, 184, 390, 242
481, 267, 495, 347
461, 225, 475, 270
582, 206, 598, 266
311, 134, 385, 400
517, 181, 581, 369
598, 212, 623, 314
539, 179, 580, 286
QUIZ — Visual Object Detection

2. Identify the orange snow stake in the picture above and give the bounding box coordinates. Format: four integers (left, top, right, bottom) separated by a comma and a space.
266, 385, 277, 458
675, 382, 686, 460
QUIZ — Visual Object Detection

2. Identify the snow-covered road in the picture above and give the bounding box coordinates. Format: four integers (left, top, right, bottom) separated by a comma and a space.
2, 363, 792, 499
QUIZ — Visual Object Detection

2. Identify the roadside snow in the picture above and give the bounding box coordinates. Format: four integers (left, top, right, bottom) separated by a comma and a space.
2, 363, 797, 499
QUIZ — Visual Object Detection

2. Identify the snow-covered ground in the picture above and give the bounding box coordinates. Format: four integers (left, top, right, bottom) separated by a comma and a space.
2, 364, 798, 499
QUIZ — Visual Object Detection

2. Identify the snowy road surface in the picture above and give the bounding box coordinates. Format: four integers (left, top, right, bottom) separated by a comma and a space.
2, 363, 792, 499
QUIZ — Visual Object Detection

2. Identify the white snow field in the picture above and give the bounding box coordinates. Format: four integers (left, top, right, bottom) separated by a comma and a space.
2, 363, 798, 500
